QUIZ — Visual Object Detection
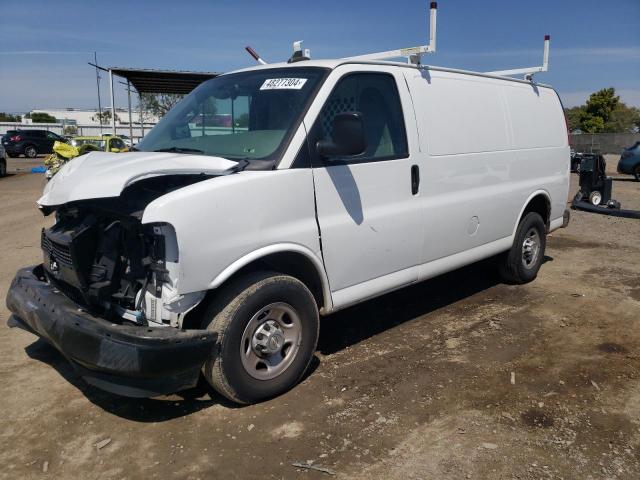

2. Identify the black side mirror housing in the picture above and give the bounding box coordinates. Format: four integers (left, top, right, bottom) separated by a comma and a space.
316, 112, 366, 159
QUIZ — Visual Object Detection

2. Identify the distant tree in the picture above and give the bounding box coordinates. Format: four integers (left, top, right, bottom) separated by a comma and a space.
579, 88, 619, 133
0, 112, 21, 122
564, 106, 584, 132
580, 114, 605, 134
605, 104, 640, 133
28, 112, 58, 123
139, 93, 185, 118
92, 110, 120, 125
569, 88, 640, 133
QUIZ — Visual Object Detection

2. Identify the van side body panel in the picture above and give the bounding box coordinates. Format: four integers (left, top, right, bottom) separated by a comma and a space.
403, 69, 569, 272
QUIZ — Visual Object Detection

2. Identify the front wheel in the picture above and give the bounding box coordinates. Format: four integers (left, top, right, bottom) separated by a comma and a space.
202, 271, 319, 404
0, 159, 6, 177
498, 212, 546, 284
24, 145, 37, 158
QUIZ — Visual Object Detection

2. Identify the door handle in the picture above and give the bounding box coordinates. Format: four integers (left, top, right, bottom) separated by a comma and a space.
411, 165, 420, 195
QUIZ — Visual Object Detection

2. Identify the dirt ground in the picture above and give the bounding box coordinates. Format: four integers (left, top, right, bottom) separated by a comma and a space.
0, 155, 639, 479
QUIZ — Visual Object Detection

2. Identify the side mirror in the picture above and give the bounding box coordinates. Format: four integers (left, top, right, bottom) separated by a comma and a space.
316, 112, 366, 159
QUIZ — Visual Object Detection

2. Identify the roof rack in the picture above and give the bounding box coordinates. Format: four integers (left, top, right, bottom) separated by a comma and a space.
344, 1, 438, 65
244, 1, 551, 82
485, 35, 550, 81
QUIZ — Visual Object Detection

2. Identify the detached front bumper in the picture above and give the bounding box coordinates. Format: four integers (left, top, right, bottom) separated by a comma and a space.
6, 265, 216, 397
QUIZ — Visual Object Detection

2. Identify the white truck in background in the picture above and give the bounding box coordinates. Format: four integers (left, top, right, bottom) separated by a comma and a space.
7, 4, 570, 404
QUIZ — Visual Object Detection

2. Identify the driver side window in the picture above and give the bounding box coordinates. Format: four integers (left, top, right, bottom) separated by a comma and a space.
314, 72, 408, 164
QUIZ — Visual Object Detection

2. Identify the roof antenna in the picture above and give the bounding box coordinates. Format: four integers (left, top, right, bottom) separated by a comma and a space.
288, 41, 311, 63
485, 35, 550, 81
345, 1, 437, 65
245, 46, 268, 65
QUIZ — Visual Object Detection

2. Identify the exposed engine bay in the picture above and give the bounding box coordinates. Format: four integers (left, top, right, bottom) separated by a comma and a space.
40, 174, 211, 327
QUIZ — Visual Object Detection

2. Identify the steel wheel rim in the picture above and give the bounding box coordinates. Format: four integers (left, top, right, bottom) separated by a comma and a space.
25, 147, 36, 158
240, 302, 302, 380
521, 228, 541, 269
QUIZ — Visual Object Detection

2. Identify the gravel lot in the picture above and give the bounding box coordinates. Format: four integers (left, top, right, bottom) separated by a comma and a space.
0, 155, 639, 479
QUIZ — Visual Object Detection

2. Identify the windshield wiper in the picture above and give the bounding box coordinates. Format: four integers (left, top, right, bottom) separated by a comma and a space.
230, 159, 251, 172
153, 147, 204, 154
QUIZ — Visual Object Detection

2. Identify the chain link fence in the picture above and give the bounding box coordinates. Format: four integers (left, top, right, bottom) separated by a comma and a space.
571, 133, 640, 155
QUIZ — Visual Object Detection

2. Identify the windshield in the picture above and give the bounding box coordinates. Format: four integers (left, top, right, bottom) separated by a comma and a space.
136, 67, 328, 164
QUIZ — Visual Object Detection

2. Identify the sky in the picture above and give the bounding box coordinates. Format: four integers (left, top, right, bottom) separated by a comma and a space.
0, 0, 638, 113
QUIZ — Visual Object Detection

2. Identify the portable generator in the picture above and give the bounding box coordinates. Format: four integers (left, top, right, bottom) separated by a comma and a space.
573, 154, 612, 206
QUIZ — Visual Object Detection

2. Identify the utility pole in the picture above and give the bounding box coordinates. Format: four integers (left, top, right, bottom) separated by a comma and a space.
94, 52, 103, 135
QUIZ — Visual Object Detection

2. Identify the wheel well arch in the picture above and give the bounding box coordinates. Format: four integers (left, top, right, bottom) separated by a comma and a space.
207, 245, 332, 314
516, 191, 551, 233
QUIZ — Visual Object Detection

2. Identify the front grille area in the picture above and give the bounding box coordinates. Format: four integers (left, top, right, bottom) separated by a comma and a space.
41, 231, 73, 268
48, 273, 87, 307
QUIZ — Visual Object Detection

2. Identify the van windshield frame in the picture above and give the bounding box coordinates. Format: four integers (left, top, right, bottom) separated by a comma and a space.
136, 67, 330, 170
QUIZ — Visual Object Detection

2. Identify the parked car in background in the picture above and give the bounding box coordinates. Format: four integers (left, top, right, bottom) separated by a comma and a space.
0, 142, 6, 177
617, 141, 640, 181
2, 130, 67, 158
119, 134, 134, 147
70, 135, 129, 152
1, 130, 19, 143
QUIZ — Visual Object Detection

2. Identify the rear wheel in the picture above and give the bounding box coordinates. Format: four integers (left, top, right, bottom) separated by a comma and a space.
0, 158, 6, 177
24, 145, 37, 158
202, 271, 319, 405
498, 212, 546, 284
634, 165, 640, 182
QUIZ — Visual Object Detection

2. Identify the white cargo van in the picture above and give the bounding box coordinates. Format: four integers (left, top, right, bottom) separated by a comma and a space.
7, 58, 570, 404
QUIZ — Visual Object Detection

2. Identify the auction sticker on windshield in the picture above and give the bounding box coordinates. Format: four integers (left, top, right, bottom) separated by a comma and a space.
260, 78, 308, 90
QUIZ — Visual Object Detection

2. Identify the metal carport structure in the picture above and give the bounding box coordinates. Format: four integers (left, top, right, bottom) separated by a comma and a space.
88, 63, 221, 138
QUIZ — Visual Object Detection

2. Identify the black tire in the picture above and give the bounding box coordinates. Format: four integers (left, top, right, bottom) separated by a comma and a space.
0, 159, 6, 177
24, 145, 37, 158
498, 212, 546, 285
202, 271, 319, 404
634, 165, 640, 182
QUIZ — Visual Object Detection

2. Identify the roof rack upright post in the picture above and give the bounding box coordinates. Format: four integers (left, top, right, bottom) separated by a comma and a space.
485, 35, 551, 81
344, 1, 437, 65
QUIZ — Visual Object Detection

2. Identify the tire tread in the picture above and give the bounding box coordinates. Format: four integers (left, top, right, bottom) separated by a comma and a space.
498, 212, 546, 285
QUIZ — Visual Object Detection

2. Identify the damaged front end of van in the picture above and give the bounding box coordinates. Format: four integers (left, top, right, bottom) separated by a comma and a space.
6, 151, 240, 397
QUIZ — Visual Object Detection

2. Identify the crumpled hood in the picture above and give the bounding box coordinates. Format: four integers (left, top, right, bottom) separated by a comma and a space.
38, 151, 239, 207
